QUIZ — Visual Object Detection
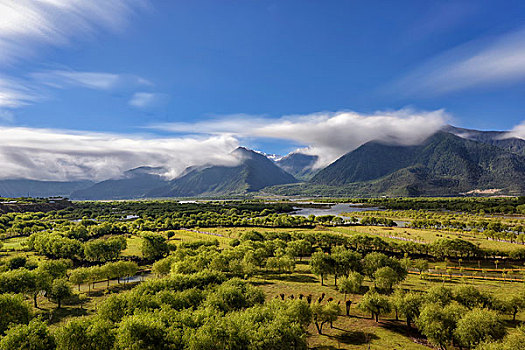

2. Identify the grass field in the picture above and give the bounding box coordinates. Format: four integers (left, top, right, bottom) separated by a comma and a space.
255, 260, 525, 349
330, 225, 523, 252
121, 235, 143, 257
1, 236, 28, 251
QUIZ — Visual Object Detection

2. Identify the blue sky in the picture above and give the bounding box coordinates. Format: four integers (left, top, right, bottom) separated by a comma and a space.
0, 0, 525, 181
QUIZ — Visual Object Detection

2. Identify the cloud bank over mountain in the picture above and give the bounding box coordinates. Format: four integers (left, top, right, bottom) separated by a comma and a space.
506, 121, 525, 140
154, 109, 450, 167
0, 127, 239, 181
0, 109, 521, 182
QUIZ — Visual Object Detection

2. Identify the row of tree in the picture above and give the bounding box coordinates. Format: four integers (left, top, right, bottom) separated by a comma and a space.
0, 271, 313, 349
356, 285, 525, 349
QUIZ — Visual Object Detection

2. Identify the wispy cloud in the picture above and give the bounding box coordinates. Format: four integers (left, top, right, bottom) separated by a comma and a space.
0, 1, 151, 117
0, 0, 147, 65
392, 26, 525, 96
0, 69, 154, 115
32, 70, 152, 91
153, 109, 449, 167
0, 75, 42, 108
129, 92, 162, 108
0, 127, 239, 181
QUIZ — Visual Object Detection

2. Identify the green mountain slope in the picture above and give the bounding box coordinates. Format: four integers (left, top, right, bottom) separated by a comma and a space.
283, 132, 525, 196
71, 167, 168, 200
148, 147, 297, 197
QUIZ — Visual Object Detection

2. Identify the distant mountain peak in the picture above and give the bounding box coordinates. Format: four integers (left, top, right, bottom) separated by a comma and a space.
443, 125, 525, 156
147, 146, 297, 197
276, 151, 319, 180
232, 146, 258, 158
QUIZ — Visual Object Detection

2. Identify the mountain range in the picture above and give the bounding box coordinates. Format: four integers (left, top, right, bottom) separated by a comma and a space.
305, 131, 525, 196
70, 147, 297, 199
0, 125, 523, 199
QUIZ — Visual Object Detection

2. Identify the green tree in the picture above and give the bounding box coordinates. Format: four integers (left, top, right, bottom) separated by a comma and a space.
362, 252, 406, 281
112, 261, 139, 284
37, 259, 71, 279
331, 247, 362, 286
115, 313, 171, 350
425, 286, 453, 306
6, 256, 27, 270
31, 270, 52, 308
416, 302, 466, 350
141, 233, 169, 260
453, 285, 492, 309
49, 279, 72, 309
390, 288, 404, 321
412, 259, 429, 277
311, 302, 341, 335
338, 271, 363, 299
397, 292, 423, 328
285, 239, 312, 261
374, 266, 401, 292
504, 292, 525, 321
362, 252, 391, 278
55, 317, 115, 350
97, 294, 128, 323
84, 237, 127, 262
0, 319, 55, 350
69, 268, 90, 292
205, 278, 265, 313
0, 268, 37, 296
358, 291, 391, 322
309, 251, 332, 286
152, 256, 175, 277
0, 294, 32, 335
455, 308, 506, 348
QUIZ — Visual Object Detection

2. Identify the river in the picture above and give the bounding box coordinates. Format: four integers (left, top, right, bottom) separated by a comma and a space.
291, 203, 381, 217
291, 203, 410, 227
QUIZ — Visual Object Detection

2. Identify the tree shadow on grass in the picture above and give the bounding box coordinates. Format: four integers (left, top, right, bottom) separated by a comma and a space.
87, 281, 139, 297
330, 330, 379, 345
260, 272, 318, 283
380, 320, 423, 339
250, 280, 274, 286
46, 306, 89, 325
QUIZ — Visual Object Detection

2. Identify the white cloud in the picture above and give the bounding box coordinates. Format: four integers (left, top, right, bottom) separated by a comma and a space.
0, 0, 147, 65
393, 26, 525, 96
129, 92, 160, 108
505, 121, 525, 140
0, 127, 239, 181
153, 109, 449, 167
